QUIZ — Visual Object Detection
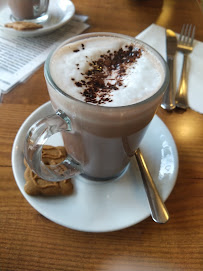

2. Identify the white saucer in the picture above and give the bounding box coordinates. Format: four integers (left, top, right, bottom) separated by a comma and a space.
0, 0, 75, 37
12, 102, 179, 232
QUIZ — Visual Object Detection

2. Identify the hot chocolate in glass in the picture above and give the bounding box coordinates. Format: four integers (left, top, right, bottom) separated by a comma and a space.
8, 0, 49, 22
24, 33, 169, 182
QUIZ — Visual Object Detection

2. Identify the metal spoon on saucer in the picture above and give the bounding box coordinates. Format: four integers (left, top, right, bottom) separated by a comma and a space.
135, 148, 169, 224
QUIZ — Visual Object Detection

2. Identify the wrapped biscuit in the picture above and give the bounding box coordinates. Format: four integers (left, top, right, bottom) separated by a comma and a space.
5, 21, 43, 31
24, 145, 73, 196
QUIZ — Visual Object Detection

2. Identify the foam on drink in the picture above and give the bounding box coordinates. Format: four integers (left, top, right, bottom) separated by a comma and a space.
50, 36, 164, 107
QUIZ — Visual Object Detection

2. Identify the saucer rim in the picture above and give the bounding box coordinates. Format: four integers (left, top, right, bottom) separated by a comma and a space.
12, 101, 179, 232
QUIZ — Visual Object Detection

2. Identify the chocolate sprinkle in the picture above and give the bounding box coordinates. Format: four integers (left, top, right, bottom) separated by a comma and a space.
73, 44, 143, 105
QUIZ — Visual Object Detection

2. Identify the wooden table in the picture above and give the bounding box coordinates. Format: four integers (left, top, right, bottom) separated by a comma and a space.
0, 0, 203, 270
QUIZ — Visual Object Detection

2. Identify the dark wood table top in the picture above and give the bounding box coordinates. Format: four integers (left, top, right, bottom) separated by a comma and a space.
0, 0, 203, 270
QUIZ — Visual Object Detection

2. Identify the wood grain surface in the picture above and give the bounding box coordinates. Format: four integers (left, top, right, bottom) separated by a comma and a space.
0, 0, 203, 270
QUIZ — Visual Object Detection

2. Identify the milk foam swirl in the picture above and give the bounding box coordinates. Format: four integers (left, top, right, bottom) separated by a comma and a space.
50, 36, 164, 107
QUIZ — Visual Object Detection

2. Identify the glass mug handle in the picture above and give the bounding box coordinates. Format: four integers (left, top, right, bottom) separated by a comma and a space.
24, 109, 82, 182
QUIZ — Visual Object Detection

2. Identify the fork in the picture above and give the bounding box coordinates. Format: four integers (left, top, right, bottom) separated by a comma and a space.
175, 24, 195, 109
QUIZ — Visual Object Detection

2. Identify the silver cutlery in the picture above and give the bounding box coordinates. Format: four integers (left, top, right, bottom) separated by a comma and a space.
161, 29, 177, 111
135, 149, 169, 224
176, 24, 195, 109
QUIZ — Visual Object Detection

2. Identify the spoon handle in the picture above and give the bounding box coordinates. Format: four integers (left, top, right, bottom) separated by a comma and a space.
135, 149, 169, 224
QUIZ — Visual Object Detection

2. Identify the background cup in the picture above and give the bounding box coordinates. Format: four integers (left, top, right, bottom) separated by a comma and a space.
24, 32, 169, 182
8, 0, 49, 23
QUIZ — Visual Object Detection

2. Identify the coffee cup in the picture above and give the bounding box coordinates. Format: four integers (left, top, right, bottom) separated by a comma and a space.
24, 32, 169, 182
8, 0, 49, 23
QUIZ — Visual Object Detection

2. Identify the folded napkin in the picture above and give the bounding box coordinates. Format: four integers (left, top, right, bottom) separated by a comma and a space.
136, 24, 203, 114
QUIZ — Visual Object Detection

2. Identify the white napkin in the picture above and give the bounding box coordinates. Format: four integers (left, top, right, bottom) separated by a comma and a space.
136, 24, 203, 114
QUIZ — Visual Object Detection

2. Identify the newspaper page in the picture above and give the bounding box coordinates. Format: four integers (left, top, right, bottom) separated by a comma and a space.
0, 15, 89, 95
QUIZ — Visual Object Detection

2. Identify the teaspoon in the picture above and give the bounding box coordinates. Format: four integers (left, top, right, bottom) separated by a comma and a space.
135, 148, 169, 224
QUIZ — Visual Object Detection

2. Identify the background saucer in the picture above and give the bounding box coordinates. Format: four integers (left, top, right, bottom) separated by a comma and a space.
0, 0, 75, 37
12, 102, 179, 232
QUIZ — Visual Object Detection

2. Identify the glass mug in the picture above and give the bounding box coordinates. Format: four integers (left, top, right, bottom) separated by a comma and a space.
8, 0, 49, 23
24, 32, 169, 182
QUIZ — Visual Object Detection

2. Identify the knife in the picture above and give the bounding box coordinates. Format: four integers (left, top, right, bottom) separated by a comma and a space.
161, 29, 177, 110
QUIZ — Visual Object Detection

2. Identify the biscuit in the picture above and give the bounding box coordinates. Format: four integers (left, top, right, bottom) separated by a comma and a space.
5, 21, 43, 31
24, 145, 73, 196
